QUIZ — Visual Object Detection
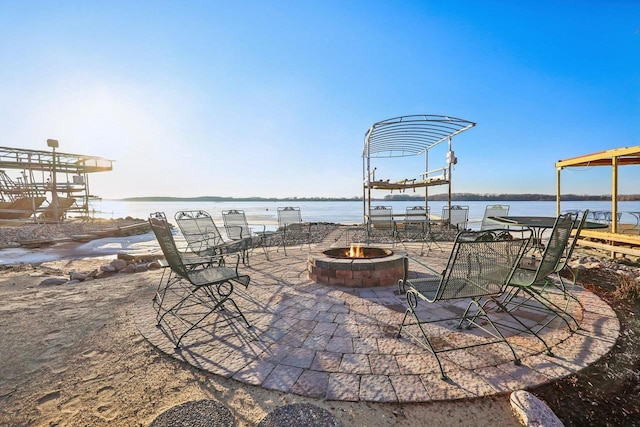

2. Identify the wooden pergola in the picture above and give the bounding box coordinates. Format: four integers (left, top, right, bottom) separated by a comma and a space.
555, 145, 640, 258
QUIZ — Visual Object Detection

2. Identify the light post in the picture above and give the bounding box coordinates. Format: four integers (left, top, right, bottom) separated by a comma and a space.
46, 139, 59, 221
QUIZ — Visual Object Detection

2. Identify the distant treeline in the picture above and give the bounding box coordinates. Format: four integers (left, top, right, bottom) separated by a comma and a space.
121, 193, 640, 202
120, 196, 362, 202
384, 193, 640, 201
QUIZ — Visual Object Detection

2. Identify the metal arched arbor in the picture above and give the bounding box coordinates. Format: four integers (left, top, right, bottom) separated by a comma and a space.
362, 114, 476, 229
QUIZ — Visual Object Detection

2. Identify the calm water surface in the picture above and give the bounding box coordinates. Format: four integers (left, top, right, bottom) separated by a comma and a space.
3, 199, 638, 265
91, 200, 640, 230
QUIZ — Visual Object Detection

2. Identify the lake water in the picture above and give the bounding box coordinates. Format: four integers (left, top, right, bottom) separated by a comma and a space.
3, 199, 638, 265
90, 199, 640, 230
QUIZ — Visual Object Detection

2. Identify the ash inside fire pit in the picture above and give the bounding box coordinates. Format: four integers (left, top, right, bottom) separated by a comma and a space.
323, 246, 392, 259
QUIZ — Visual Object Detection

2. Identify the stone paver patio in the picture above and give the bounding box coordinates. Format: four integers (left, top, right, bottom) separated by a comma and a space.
133, 228, 619, 403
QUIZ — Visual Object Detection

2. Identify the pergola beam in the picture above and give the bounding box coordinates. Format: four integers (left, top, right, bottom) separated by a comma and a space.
555, 145, 640, 258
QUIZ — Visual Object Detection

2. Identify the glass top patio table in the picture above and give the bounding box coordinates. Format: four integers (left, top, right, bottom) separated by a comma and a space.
488, 215, 607, 252
488, 216, 608, 230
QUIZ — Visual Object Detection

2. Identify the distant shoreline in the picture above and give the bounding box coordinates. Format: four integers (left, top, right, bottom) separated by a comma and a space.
118, 193, 640, 202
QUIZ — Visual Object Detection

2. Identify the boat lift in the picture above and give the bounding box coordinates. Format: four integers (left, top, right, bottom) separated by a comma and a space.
0, 145, 113, 221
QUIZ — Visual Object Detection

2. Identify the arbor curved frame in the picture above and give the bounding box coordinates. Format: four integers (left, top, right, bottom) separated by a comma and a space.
362, 114, 475, 231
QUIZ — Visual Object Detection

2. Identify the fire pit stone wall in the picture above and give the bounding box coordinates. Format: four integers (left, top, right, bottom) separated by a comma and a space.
307, 249, 406, 287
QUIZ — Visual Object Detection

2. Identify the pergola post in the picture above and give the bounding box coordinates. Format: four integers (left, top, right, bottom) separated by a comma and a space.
611, 155, 618, 234
556, 167, 561, 216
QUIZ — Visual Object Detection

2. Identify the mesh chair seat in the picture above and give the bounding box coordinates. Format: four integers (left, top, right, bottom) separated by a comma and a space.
508, 267, 539, 287
188, 265, 249, 288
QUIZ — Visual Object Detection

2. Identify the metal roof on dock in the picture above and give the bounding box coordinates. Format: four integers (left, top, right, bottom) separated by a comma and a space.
0, 146, 113, 173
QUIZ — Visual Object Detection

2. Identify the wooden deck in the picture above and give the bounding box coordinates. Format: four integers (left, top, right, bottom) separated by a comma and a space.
576, 226, 640, 258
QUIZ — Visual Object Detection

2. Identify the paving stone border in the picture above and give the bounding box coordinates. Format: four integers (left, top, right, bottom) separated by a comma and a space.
134, 237, 620, 404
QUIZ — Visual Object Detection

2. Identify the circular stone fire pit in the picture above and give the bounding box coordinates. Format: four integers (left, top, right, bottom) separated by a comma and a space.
308, 246, 406, 287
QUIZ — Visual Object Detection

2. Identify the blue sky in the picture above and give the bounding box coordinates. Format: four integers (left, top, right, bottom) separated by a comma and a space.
0, 1, 638, 199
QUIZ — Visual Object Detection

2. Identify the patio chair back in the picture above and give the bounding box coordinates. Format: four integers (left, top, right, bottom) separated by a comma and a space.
276, 206, 311, 254
442, 205, 469, 230
432, 230, 530, 301
556, 210, 588, 274
397, 229, 531, 379
534, 213, 575, 282
222, 209, 251, 240
175, 210, 225, 255
592, 210, 621, 225
480, 204, 510, 230
507, 212, 575, 292
149, 212, 191, 280
369, 205, 394, 230
404, 206, 429, 222
366, 205, 395, 244
396, 206, 431, 254
277, 206, 303, 227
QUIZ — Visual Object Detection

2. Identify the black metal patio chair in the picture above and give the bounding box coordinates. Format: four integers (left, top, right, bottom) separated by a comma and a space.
395, 206, 442, 256
149, 212, 251, 349
175, 210, 250, 265
397, 229, 531, 380
441, 205, 469, 231
221, 209, 275, 260
276, 206, 312, 255
499, 212, 579, 340
367, 205, 396, 244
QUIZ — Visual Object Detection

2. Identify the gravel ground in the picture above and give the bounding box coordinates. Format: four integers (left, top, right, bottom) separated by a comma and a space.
0, 217, 147, 247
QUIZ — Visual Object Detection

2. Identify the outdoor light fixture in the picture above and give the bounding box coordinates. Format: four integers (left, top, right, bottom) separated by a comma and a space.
46, 139, 59, 148
446, 150, 457, 165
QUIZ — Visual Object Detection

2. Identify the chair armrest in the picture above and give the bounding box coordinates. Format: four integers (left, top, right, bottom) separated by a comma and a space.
180, 252, 227, 268
220, 252, 241, 272
219, 252, 250, 288
225, 225, 245, 240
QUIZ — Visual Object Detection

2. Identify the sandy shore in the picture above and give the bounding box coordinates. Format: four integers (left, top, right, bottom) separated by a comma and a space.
0, 251, 529, 427
2, 219, 637, 426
